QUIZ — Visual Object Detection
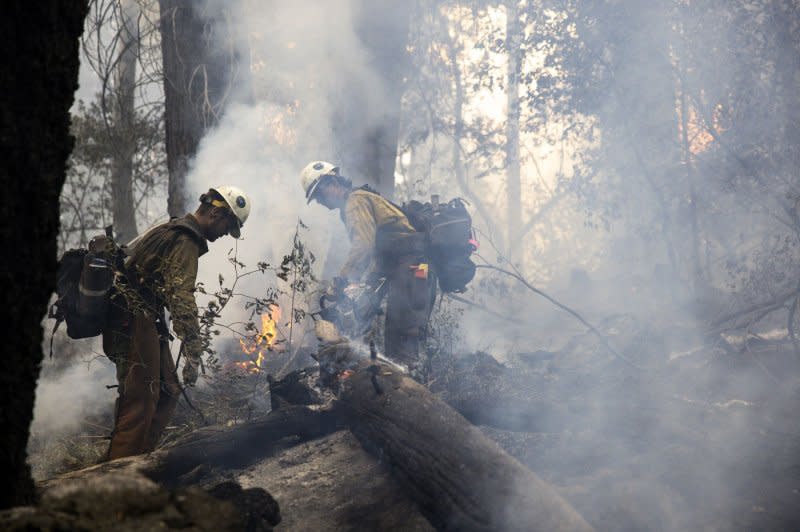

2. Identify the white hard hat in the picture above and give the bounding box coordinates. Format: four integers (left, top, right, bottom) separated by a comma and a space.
300, 161, 339, 203
209, 185, 250, 238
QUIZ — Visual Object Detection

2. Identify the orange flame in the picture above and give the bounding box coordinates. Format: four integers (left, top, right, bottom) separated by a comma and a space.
236, 305, 281, 374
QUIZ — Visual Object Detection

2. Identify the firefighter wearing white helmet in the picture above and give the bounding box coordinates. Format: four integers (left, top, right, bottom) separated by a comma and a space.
101, 184, 252, 460
300, 160, 436, 381
205, 185, 251, 238
300, 160, 340, 203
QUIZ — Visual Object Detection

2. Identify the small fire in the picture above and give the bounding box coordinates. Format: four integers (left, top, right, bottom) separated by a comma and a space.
235, 305, 281, 374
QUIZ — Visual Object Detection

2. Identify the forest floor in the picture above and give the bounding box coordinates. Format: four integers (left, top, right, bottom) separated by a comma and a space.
26, 281, 800, 530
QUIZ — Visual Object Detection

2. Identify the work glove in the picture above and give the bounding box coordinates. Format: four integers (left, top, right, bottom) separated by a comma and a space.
182, 356, 200, 387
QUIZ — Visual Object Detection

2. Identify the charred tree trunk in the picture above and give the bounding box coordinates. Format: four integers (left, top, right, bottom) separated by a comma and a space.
334, 0, 411, 198
159, 0, 201, 217
43, 356, 591, 529
111, 0, 140, 243
149, 406, 341, 483
0, 0, 87, 508
41, 406, 341, 491
320, 1, 411, 275
337, 364, 593, 531
158, 0, 245, 216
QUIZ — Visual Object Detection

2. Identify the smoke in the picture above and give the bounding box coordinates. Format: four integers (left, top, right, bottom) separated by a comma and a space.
402, 3, 800, 530
34, 0, 800, 529
186, 0, 403, 341
30, 340, 116, 435
28, 333, 117, 480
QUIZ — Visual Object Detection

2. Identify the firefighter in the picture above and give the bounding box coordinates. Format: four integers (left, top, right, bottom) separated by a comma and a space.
300, 161, 435, 377
102, 186, 250, 459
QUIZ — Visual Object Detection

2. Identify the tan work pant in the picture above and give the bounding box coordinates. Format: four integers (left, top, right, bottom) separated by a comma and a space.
105, 313, 180, 459
384, 257, 436, 372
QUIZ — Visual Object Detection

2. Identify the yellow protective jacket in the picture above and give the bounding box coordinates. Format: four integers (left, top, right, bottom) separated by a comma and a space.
339, 189, 416, 281
119, 214, 208, 360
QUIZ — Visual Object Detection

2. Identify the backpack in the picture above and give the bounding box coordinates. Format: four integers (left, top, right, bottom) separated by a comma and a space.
402, 196, 478, 293
49, 228, 121, 344
357, 186, 478, 293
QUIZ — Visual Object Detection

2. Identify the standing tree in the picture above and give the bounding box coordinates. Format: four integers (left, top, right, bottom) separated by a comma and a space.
159, 0, 248, 216
0, 0, 88, 508
71, 0, 168, 248
400, 1, 598, 274
332, 0, 412, 198
109, 0, 141, 242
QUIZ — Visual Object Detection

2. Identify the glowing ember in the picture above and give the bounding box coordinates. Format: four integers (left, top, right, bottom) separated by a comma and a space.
236, 305, 281, 373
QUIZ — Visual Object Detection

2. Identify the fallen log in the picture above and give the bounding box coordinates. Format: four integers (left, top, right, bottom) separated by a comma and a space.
150, 405, 341, 483
335, 360, 594, 531
41, 405, 341, 490
42, 349, 590, 531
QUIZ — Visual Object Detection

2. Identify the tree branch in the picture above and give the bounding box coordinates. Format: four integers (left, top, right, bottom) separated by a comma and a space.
475, 262, 643, 370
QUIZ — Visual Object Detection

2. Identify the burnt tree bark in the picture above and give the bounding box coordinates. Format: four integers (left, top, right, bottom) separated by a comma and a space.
39, 405, 341, 492
0, 0, 87, 508
320, 1, 411, 277
148, 406, 341, 483
334, 0, 411, 198
42, 355, 590, 529
158, 0, 246, 216
337, 363, 594, 531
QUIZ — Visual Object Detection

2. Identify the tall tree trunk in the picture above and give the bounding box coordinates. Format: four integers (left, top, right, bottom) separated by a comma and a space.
111, 0, 139, 243
505, 0, 522, 259
334, 0, 411, 199
158, 0, 245, 216
321, 1, 411, 276
0, 0, 87, 508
